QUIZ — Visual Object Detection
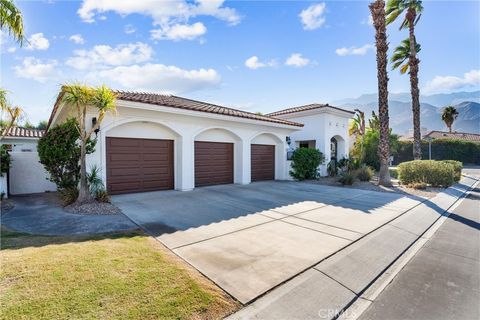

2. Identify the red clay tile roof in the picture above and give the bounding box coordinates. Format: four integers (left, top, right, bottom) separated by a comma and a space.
267, 103, 355, 117
4, 127, 45, 138
47, 91, 304, 129
114, 91, 303, 127
423, 130, 480, 142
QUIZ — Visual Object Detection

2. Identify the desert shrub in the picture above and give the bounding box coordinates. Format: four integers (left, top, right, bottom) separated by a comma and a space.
95, 189, 110, 203
398, 160, 455, 187
356, 165, 374, 181
395, 139, 480, 165
337, 157, 355, 173
59, 187, 79, 206
87, 165, 104, 194
38, 119, 96, 190
0, 145, 10, 177
289, 148, 325, 180
389, 168, 399, 179
408, 182, 427, 190
327, 160, 338, 177
338, 171, 356, 185
442, 160, 462, 182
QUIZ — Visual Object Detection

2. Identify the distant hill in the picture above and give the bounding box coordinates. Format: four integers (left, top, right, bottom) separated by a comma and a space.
334, 91, 480, 134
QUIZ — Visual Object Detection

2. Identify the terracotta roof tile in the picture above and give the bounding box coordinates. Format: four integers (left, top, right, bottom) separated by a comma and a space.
423, 130, 480, 142
114, 91, 303, 127
4, 127, 44, 138
267, 103, 355, 117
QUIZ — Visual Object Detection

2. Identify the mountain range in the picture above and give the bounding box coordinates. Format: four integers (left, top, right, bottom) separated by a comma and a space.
334, 91, 480, 135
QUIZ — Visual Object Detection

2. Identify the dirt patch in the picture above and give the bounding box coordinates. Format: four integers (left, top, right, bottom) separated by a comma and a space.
307, 175, 444, 199
65, 201, 122, 215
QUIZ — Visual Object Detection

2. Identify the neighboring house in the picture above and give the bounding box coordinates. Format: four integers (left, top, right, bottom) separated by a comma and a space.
267, 104, 354, 176
399, 130, 480, 142
47, 91, 353, 195
0, 127, 56, 197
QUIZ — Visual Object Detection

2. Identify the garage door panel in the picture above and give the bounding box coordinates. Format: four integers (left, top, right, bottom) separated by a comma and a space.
251, 144, 275, 181
107, 137, 174, 194
195, 141, 233, 187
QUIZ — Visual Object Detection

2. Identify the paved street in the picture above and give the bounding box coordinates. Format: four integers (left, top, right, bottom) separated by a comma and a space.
359, 186, 480, 320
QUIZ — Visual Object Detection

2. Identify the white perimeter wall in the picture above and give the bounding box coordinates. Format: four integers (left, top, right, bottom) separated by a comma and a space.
62, 101, 298, 192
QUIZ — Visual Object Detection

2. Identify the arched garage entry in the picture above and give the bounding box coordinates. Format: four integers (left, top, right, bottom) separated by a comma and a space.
194, 128, 241, 187
250, 133, 284, 181
104, 120, 180, 194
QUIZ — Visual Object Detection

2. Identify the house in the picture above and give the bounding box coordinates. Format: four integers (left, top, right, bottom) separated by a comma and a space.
46, 91, 354, 195
0, 127, 56, 197
399, 130, 480, 142
267, 103, 354, 176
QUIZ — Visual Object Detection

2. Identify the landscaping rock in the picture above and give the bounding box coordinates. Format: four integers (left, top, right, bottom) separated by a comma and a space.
65, 201, 122, 215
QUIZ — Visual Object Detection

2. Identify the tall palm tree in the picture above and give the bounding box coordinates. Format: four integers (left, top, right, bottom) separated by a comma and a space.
0, 0, 25, 45
391, 38, 421, 74
386, 0, 423, 160
370, 0, 391, 186
61, 84, 116, 204
441, 106, 459, 133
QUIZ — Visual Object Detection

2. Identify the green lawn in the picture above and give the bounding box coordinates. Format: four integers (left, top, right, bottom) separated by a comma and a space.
0, 227, 239, 319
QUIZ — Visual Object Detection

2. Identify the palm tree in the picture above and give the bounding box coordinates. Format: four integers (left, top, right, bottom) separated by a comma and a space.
386, 0, 423, 160
61, 84, 116, 204
370, 0, 391, 186
349, 109, 366, 162
441, 106, 459, 133
0, 88, 23, 140
391, 38, 421, 74
0, 0, 25, 45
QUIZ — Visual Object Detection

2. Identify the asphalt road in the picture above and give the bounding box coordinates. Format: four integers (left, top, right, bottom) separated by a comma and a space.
359, 186, 480, 320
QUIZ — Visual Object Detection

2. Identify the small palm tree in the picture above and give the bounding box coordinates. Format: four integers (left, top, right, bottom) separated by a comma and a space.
349, 109, 366, 161
61, 84, 116, 204
0, 88, 23, 140
0, 0, 25, 45
370, 0, 392, 186
441, 106, 459, 133
386, 0, 423, 160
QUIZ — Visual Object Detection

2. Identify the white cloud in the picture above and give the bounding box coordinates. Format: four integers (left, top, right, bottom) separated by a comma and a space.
285, 53, 310, 67
14, 57, 58, 83
26, 33, 50, 50
245, 56, 276, 70
151, 22, 206, 41
335, 44, 374, 56
69, 34, 85, 44
361, 15, 374, 26
124, 24, 136, 34
65, 42, 153, 70
424, 70, 480, 94
91, 63, 220, 93
299, 3, 326, 30
7, 47, 16, 53
77, 0, 240, 41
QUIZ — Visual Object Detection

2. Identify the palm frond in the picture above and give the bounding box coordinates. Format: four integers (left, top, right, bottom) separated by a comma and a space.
0, 0, 26, 45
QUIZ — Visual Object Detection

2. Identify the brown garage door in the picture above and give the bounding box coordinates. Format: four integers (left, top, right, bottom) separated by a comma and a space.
251, 144, 275, 181
106, 137, 174, 194
195, 141, 233, 187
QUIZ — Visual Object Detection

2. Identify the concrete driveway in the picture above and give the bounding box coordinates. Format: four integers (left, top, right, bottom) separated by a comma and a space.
113, 181, 423, 303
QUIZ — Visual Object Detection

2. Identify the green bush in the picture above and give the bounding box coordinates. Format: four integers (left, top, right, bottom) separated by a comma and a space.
327, 160, 337, 177
356, 165, 374, 181
338, 171, 357, 185
408, 182, 427, 190
0, 145, 10, 177
289, 148, 325, 180
398, 160, 455, 187
442, 160, 462, 182
38, 119, 95, 190
59, 187, 79, 206
95, 189, 110, 203
395, 139, 480, 164
359, 129, 399, 170
389, 168, 399, 179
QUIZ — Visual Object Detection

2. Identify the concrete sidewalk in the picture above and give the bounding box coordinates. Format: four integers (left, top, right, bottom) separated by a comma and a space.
359, 186, 479, 320
228, 175, 478, 319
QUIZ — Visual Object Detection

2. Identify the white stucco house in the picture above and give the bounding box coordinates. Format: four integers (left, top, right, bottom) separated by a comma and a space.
0, 127, 56, 197
5, 91, 353, 196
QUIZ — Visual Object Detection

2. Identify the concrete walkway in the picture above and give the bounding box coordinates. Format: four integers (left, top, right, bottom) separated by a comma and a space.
114, 181, 427, 304
2, 193, 137, 235
228, 175, 478, 318
359, 186, 479, 320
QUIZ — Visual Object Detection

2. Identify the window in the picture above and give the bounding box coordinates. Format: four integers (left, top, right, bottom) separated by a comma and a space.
299, 142, 309, 148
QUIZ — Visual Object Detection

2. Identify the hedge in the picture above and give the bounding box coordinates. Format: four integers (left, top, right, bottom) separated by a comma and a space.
442, 160, 463, 182
395, 139, 480, 165
289, 148, 325, 180
398, 160, 455, 187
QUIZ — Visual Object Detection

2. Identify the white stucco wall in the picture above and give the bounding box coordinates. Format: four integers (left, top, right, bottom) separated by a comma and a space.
1, 137, 57, 196
51, 100, 298, 192
276, 108, 353, 176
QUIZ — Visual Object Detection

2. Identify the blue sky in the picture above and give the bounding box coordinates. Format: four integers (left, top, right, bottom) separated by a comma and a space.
1, 0, 479, 124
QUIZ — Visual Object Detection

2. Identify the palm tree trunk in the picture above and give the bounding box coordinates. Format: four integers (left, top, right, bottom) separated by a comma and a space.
76, 107, 93, 204
408, 8, 422, 160
370, 0, 391, 186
